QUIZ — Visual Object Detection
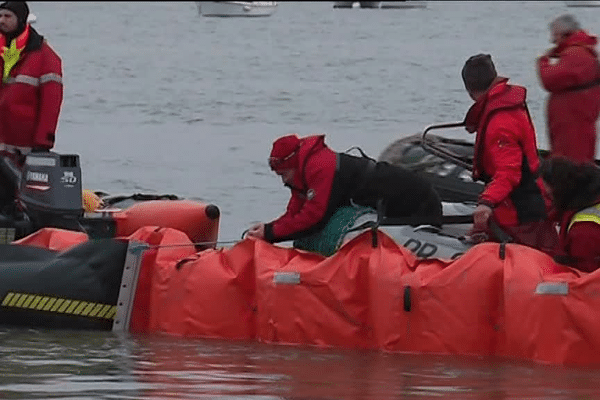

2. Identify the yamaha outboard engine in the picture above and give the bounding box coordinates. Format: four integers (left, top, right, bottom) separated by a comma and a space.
17, 152, 83, 232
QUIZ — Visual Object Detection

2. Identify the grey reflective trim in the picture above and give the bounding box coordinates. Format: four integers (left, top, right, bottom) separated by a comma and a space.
577, 204, 600, 219
535, 282, 569, 296
273, 272, 301, 285
40, 73, 62, 85
12, 75, 40, 86
569, 203, 600, 231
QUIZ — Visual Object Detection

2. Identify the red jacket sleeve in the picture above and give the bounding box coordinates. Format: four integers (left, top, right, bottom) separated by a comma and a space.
267, 156, 335, 242
537, 47, 598, 93
565, 221, 600, 273
34, 43, 63, 149
478, 114, 524, 207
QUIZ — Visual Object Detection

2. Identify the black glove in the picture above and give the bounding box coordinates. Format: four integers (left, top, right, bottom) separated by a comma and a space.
31, 147, 49, 153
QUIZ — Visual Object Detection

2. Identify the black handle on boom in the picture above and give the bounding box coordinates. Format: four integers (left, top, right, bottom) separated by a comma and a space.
0, 154, 22, 187
420, 121, 473, 171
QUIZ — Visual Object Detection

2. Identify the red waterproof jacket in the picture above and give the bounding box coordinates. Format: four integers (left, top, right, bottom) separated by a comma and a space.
465, 78, 551, 227
0, 26, 63, 149
558, 199, 600, 273
265, 135, 337, 242
537, 30, 600, 163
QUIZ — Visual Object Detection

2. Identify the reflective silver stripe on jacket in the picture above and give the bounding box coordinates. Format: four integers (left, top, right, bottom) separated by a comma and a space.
5, 75, 39, 86
40, 73, 62, 84
5, 73, 62, 86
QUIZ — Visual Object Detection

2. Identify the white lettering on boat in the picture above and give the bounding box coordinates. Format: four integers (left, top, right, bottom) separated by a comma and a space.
26, 171, 49, 183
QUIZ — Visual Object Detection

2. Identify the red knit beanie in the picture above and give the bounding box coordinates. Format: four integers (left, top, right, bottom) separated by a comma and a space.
269, 134, 300, 171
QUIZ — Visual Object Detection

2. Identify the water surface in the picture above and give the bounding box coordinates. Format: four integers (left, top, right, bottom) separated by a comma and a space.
4, 2, 600, 398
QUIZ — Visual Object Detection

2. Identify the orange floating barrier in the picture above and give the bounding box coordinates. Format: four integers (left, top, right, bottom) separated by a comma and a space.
8, 224, 600, 367
112, 199, 220, 247
12, 227, 88, 251
255, 236, 374, 349
500, 245, 600, 367
147, 238, 258, 340
370, 240, 506, 356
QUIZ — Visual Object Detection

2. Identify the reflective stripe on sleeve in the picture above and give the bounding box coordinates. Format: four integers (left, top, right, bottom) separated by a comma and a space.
4, 73, 62, 86
40, 73, 62, 84
5, 74, 39, 86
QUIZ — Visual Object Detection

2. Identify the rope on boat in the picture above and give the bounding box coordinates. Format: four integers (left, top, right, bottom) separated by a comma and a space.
73, 218, 244, 251
128, 239, 243, 252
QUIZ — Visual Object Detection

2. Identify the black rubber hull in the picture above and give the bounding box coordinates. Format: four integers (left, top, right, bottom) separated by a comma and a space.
378, 134, 484, 203
0, 239, 128, 330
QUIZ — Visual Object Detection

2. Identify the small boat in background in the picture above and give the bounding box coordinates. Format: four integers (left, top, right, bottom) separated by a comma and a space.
565, 1, 600, 6
333, 1, 380, 8
380, 1, 427, 8
333, 1, 427, 9
196, 2, 277, 17
27, 13, 36, 24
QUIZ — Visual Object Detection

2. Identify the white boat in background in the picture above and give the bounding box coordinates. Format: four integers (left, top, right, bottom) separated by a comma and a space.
333, 1, 380, 8
196, 2, 277, 17
27, 13, 36, 24
333, 1, 427, 9
380, 1, 427, 8
565, 1, 600, 6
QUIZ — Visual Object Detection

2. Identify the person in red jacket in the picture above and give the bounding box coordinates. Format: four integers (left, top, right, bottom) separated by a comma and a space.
537, 14, 600, 163
0, 1, 63, 210
461, 54, 559, 253
247, 134, 442, 244
539, 156, 600, 273
0, 1, 62, 154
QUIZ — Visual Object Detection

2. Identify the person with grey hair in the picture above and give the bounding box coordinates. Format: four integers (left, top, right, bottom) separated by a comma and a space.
537, 14, 600, 163
460, 54, 559, 254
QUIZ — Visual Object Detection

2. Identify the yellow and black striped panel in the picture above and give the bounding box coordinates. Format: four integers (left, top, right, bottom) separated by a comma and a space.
1, 292, 116, 320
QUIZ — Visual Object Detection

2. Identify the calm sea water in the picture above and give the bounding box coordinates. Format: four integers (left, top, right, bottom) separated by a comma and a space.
3, 1, 600, 398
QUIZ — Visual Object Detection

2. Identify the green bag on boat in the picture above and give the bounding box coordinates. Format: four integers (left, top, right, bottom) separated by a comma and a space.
293, 204, 375, 257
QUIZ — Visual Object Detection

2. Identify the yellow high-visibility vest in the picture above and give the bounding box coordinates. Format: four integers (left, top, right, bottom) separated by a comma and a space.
568, 203, 600, 231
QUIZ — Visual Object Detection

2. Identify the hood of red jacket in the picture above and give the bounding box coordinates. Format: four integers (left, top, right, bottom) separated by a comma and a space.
464, 77, 529, 181
290, 134, 327, 188
552, 30, 598, 56
464, 77, 526, 133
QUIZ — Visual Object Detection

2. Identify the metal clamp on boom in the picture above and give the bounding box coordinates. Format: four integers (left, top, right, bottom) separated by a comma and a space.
112, 241, 148, 332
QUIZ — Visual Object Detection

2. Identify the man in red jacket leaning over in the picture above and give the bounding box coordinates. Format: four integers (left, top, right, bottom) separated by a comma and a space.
246, 134, 443, 245
0, 1, 63, 208
462, 54, 558, 254
537, 14, 600, 163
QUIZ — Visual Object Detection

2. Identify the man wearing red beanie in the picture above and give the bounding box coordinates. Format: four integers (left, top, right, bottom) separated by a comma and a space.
247, 134, 443, 244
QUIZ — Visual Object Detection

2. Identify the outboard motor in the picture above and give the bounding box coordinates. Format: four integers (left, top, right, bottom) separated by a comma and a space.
17, 152, 83, 232
0, 153, 30, 242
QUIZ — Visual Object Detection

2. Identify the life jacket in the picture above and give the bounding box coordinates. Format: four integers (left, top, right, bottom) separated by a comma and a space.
0, 24, 30, 82
466, 78, 533, 182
